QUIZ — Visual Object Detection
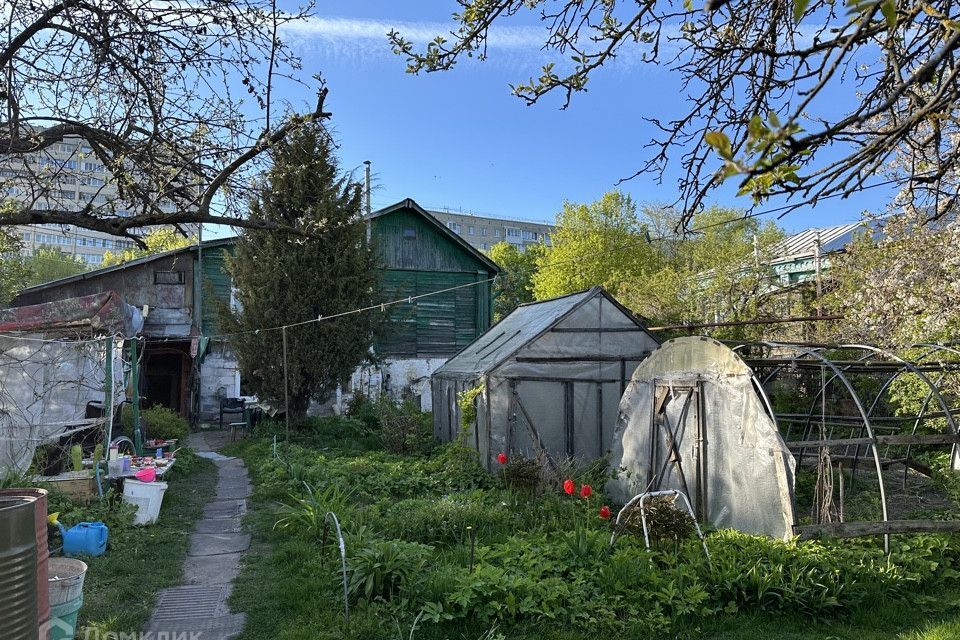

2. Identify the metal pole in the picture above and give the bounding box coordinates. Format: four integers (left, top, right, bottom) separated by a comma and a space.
363, 160, 372, 215
282, 325, 290, 441
103, 335, 114, 448
814, 231, 822, 316
130, 338, 143, 455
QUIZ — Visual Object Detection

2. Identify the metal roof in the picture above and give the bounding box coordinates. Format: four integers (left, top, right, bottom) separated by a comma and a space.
434, 286, 653, 376
13, 237, 235, 298
770, 222, 866, 262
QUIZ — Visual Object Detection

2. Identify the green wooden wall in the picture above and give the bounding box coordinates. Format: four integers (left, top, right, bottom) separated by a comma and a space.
371, 208, 496, 357
198, 245, 234, 335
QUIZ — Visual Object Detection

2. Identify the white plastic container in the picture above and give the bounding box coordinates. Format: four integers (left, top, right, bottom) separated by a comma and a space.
122, 479, 169, 525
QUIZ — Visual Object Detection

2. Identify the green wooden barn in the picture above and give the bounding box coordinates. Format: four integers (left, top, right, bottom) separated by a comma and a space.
368, 198, 499, 359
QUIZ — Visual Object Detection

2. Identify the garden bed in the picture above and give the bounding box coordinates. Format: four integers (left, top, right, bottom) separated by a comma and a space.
227, 411, 960, 640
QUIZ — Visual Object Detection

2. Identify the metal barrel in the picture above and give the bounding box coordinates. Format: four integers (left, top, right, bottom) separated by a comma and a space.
1, 489, 50, 637
0, 495, 40, 640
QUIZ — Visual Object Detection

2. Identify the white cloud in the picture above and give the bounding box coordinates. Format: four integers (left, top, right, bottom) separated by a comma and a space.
282, 16, 546, 50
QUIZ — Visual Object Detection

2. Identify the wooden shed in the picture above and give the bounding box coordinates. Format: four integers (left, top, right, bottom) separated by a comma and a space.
368, 198, 499, 359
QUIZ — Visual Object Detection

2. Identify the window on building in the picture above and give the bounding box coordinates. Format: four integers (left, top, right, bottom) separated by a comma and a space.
482, 243, 488, 250
154, 270, 185, 284
522, 230, 537, 240
82, 161, 105, 173
494, 228, 501, 237
468, 225, 474, 235
447, 221, 461, 233
402, 227, 417, 239
79, 176, 105, 187
506, 227, 521, 239
480, 228, 487, 237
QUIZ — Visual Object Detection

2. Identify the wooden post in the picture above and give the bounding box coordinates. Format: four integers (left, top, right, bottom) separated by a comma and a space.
282, 326, 290, 441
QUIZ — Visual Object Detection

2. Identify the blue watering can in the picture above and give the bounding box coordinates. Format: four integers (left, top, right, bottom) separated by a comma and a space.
60, 521, 109, 557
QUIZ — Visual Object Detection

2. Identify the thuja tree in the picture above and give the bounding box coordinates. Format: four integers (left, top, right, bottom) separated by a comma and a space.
221, 125, 380, 420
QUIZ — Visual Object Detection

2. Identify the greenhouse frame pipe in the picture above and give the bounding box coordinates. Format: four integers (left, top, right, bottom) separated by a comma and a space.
763, 342, 890, 552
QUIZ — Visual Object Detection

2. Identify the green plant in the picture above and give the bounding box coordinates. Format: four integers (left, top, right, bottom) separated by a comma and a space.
121, 405, 188, 441
382, 492, 517, 546
274, 481, 353, 538
348, 539, 431, 602
71, 444, 83, 472
377, 398, 431, 455
457, 384, 485, 431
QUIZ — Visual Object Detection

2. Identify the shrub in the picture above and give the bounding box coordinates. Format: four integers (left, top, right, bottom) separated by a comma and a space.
378, 398, 431, 454
121, 404, 188, 441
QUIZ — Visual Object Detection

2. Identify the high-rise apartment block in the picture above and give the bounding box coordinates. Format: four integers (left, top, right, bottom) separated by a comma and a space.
1, 134, 184, 266
428, 209, 555, 253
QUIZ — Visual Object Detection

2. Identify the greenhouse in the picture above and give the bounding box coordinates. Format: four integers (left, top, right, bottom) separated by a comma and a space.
432, 286, 659, 469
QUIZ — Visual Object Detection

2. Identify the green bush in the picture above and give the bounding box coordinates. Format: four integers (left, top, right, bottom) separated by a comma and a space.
121, 404, 188, 441
377, 398, 432, 454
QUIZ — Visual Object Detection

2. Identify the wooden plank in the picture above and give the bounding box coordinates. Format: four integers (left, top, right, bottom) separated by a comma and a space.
795, 519, 960, 539
788, 433, 960, 448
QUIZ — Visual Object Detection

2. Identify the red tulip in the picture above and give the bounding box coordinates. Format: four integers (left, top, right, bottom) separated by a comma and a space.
563, 479, 575, 495
497, 452, 508, 465
579, 484, 593, 499
599, 505, 612, 520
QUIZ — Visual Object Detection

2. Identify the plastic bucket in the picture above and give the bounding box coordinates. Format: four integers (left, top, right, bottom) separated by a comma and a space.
122, 480, 169, 525
47, 595, 83, 640
47, 558, 86, 640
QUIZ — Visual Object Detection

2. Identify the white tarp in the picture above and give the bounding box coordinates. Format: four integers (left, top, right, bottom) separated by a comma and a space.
0, 335, 125, 475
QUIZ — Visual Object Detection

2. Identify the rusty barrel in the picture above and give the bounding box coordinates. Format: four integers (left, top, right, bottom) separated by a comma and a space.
1, 488, 50, 637
0, 495, 40, 640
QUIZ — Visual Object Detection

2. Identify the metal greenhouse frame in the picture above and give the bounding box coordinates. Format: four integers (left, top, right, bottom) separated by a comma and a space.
732, 342, 960, 551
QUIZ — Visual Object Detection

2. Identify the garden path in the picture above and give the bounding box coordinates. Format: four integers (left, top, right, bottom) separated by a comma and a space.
144, 431, 252, 640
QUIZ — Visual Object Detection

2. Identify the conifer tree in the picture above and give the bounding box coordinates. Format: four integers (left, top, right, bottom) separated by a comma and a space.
222, 125, 378, 419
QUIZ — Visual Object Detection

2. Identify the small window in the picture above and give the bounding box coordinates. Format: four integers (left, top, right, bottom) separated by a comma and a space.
403, 227, 417, 239
468, 225, 474, 235
480, 228, 487, 237
154, 270, 185, 285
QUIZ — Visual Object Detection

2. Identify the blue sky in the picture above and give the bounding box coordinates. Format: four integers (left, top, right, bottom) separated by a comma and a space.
233, 2, 895, 234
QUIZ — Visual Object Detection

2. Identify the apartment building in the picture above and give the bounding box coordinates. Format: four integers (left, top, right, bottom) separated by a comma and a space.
428, 209, 555, 253
1, 134, 182, 266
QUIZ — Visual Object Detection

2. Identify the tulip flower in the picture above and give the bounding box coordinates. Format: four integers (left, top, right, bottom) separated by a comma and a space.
563, 479, 575, 495
579, 484, 593, 499
497, 452, 508, 465
599, 505, 611, 520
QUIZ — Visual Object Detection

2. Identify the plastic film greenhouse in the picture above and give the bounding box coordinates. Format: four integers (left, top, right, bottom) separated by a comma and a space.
431, 287, 660, 469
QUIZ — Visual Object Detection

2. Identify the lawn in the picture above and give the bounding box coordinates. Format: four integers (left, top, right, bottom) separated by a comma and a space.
45, 448, 217, 635
226, 406, 960, 640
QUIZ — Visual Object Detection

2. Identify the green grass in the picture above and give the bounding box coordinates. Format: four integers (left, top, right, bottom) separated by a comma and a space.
226, 422, 960, 640
49, 451, 217, 634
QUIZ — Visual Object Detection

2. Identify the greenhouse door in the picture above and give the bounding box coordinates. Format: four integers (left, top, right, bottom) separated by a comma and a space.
649, 381, 709, 521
